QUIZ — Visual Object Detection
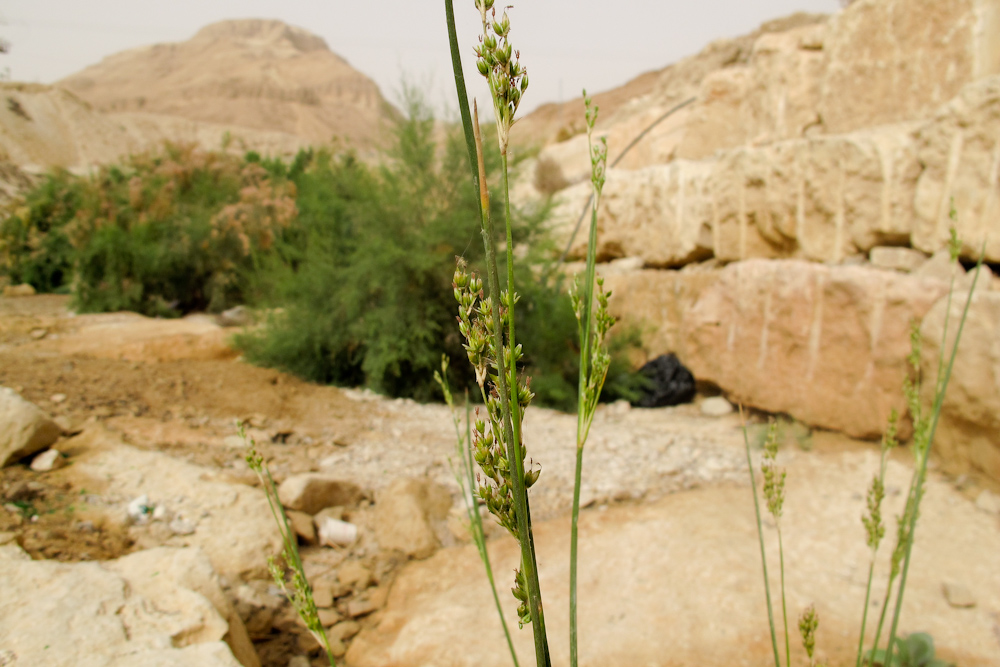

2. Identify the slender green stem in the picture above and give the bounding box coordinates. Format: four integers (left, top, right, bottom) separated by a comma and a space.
443, 0, 480, 209
464, 403, 521, 667
570, 131, 603, 667
570, 445, 584, 667
499, 152, 552, 666
883, 257, 983, 667
856, 560, 877, 667
857, 435, 892, 667
445, 3, 548, 663
777, 525, 790, 667
742, 409, 781, 667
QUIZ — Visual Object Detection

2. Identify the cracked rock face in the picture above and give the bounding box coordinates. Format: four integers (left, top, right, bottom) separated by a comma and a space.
0, 544, 252, 667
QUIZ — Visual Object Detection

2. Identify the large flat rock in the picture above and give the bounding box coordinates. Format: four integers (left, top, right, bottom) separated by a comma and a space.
0, 544, 245, 667
46, 312, 236, 363
64, 426, 282, 580
347, 448, 1000, 666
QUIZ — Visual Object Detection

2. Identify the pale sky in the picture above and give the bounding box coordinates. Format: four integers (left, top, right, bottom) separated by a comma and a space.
0, 1, 840, 113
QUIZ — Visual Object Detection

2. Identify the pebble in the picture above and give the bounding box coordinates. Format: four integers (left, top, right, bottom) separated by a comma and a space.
942, 582, 976, 608
329, 620, 361, 642
50, 393, 67, 404
74, 520, 95, 533
316, 517, 358, 547
700, 396, 734, 417
317, 607, 341, 627
29, 328, 47, 340
29, 449, 62, 472
169, 516, 197, 535
337, 561, 372, 589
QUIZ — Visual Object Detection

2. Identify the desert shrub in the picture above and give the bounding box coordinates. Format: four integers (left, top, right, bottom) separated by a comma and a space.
69, 143, 296, 315
0, 168, 82, 292
237, 94, 636, 407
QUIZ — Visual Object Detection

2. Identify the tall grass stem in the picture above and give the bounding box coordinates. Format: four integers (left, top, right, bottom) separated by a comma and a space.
742, 408, 782, 667
883, 254, 983, 667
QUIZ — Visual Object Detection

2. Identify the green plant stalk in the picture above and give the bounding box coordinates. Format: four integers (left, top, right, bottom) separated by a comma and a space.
570, 156, 603, 667
244, 428, 337, 667
441, 381, 520, 667
856, 439, 892, 667
465, 408, 522, 667
500, 150, 552, 666
868, 492, 910, 659
742, 409, 782, 667
777, 525, 790, 667
444, 7, 549, 660
883, 256, 983, 667
443, 0, 481, 206
856, 559, 878, 667
473, 111, 550, 665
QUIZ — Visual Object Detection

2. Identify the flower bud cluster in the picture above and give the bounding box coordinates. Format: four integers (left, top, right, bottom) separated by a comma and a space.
453, 256, 540, 626
761, 421, 786, 520
798, 604, 819, 663
584, 92, 607, 197
474, 1, 528, 153
511, 566, 531, 628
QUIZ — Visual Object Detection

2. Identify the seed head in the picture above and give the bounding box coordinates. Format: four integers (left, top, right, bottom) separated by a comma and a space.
761, 421, 785, 519
798, 604, 819, 663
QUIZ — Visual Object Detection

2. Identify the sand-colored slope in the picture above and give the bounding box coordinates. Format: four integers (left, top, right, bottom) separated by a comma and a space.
60, 19, 395, 150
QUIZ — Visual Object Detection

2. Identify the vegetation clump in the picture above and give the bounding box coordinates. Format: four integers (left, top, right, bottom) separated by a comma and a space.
0, 97, 638, 408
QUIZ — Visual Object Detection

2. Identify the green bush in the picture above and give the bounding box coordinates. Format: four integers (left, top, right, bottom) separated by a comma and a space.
0, 96, 639, 408
237, 94, 638, 407
70, 143, 297, 316
0, 168, 82, 292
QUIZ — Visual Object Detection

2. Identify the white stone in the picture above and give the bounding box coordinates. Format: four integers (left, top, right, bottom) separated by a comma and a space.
700, 397, 734, 417
29, 448, 62, 472
316, 517, 358, 547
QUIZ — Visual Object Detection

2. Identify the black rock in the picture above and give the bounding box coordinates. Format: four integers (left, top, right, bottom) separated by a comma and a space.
631, 354, 696, 408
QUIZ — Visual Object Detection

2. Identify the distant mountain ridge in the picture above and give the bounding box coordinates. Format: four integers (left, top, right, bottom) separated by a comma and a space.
59, 19, 395, 149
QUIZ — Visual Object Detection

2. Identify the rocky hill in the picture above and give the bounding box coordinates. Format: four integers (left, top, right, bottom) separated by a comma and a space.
60, 19, 395, 151
0, 19, 395, 188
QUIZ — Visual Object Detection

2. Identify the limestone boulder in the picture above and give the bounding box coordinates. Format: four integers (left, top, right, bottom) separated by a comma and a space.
708, 125, 922, 264
0, 386, 62, 467
65, 426, 282, 580
552, 162, 715, 267
678, 23, 827, 160
107, 547, 260, 667
912, 75, 1000, 263
600, 266, 721, 365
277, 473, 363, 515
374, 478, 452, 560
820, 0, 1000, 135
681, 260, 951, 438
920, 289, 1000, 482
0, 543, 243, 667
869, 246, 928, 273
